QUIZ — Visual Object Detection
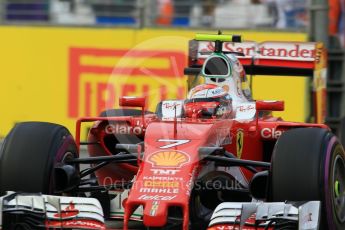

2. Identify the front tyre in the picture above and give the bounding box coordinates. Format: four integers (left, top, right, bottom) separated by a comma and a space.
0, 122, 78, 194
270, 128, 345, 229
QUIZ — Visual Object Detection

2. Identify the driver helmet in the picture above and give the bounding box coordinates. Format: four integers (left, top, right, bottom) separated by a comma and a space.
185, 84, 233, 118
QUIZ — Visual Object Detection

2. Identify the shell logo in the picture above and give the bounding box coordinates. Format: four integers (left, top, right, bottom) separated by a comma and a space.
147, 151, 190, 168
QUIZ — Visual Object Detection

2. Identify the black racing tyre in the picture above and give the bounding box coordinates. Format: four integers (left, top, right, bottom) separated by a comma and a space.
189, 171, 250, 230
97, 109, 153, 217
0, 122, 78, 194
270, 127, 345, 229
99, 109, 153, 117
339, 116, 345, 147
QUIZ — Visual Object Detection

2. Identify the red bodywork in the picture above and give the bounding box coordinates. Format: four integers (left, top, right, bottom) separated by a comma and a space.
73, 40, 329, 229
75, 112, 327, 229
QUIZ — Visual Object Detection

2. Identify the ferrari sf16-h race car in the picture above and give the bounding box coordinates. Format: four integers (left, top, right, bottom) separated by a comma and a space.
0, 33, 343, 230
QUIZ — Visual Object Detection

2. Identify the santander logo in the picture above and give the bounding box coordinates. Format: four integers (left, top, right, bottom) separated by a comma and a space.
200, 41, 317, 61
53, 201, 79, 219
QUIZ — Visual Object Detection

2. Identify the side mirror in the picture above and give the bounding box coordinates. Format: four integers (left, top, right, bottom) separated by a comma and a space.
119, 96, 146, 108
256, 100, 284, 111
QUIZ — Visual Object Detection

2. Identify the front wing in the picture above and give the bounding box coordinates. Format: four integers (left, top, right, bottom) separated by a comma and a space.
208, 201, 321, 230
0, 192, 105, 229
0, 192, 321, 230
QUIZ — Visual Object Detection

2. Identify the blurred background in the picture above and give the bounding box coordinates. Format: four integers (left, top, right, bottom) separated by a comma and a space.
0, 0, 344, 139
0, 0, 311, 29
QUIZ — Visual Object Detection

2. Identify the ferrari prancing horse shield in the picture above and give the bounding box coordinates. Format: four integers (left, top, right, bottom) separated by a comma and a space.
236, 129, 244, 158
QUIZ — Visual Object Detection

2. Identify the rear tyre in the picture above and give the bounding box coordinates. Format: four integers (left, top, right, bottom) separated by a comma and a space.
270, 128, 345, 229
190, 171, 250, 230
0, 122, 78, 194
97, 109, 150, 219
339, 116, 345, 147
99, 109, 152, 148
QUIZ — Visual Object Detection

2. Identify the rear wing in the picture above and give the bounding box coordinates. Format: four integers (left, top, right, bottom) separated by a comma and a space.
187, 40, 328, 123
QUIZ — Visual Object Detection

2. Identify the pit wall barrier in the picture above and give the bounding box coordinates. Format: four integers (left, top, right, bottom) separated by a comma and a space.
0, 27, 308, 137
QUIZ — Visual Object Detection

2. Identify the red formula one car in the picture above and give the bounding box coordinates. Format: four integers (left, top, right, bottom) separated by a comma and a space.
0, 33, 343, 230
